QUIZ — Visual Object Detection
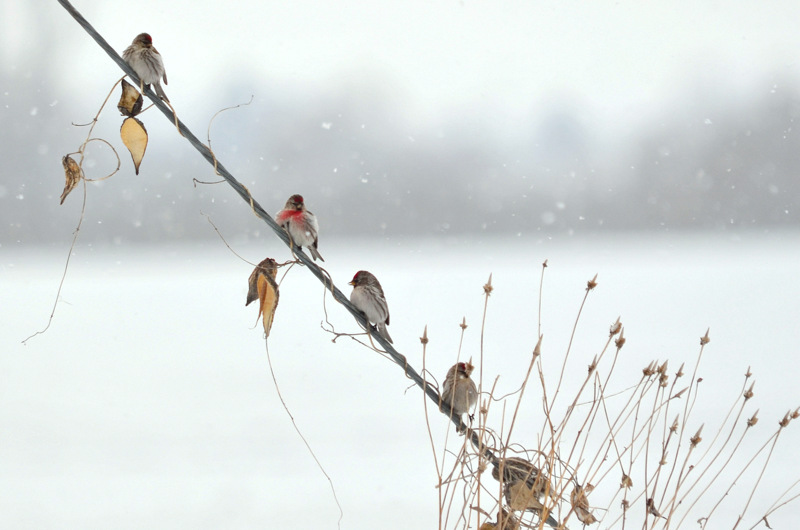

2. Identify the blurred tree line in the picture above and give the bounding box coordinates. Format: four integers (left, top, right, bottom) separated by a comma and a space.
3, 67, 798, 245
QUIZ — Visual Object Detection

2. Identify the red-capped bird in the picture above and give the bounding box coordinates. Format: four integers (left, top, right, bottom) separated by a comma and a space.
122, 33, 169, 101
349, 270, 392, 343
276, 194, 324, 261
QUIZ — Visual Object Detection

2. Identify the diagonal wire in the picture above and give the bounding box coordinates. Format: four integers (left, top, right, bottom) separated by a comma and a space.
53, 4, 567, 527
56, 0, 464, 433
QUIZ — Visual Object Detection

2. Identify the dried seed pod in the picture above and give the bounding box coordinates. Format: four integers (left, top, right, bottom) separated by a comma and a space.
246, 258, 279, 337
117, 79, 143, 117
571, 484, 597, 525
60, 155, 83, 204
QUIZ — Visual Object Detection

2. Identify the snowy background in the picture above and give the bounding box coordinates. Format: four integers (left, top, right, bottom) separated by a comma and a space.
2, 1, 800, 528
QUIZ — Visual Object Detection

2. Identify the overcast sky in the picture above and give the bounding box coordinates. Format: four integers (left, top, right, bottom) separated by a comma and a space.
2, 1, 800, 242
5, 1, 800, 128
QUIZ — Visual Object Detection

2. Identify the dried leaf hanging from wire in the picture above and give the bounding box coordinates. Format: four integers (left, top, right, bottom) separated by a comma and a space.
117, 79, 143, 117
246, 258, 279, 336
120, 117, 148, 174
60, 155, 83, 204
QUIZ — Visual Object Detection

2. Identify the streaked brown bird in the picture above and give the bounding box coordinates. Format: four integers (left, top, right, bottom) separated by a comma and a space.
440, 361, 478, 418
491, 456, 560, 528
123, 33, 169, 101
349, 270, 392, 343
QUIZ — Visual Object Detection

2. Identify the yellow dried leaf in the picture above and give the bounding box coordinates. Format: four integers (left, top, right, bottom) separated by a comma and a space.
246, 258, 279, 337
117, 79, 143, 117
257, 271, 279, 336
60, 155, 83, 204
246, 258, 278, 306
120, 117, 148, 175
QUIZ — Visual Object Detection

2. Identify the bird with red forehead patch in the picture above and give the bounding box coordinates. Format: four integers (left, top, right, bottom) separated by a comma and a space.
348, 270, 392, 343
441, 361, 478, 419
276, 194, 324, 261
122, 33, 169, 101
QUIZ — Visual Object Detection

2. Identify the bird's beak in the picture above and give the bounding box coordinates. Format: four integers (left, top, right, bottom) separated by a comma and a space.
348, 281, 355, 286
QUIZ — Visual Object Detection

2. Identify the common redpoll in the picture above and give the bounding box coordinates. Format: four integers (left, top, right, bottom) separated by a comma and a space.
492, 457, 541, 489
122, 33, 169, 101
492, 457, 549, 511
440, 362, 478, 417
276, 194, 324, 261
348, 270, 392, 343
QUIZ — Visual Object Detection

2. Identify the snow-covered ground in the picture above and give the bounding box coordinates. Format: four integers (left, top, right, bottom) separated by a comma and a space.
2, 232, 799, 529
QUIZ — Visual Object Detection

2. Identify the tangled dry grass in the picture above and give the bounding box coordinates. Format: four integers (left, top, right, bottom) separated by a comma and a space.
422, 263, 799, 530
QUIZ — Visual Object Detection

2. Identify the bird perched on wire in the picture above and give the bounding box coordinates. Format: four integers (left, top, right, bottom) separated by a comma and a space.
440, 362, 478, 420
122, 33, 169, 101
276, 194, 324, 261
348, 270, 392, 343
491, 457, 560, 528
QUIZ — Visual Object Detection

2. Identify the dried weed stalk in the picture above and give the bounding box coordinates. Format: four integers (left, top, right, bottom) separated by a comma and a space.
429, 267, 798, 530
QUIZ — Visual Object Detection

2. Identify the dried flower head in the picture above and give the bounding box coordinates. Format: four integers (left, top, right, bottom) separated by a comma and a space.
420, 326, 429, 345
532, 335, 542, 361
675, 363, 685, 378
588, 356, 598, 374
620, 474, 633, 489
690, 425, 704, 447
586, 274, 598, 291
646, 498, 665, 519
643, 361, 657, 377
747, 410, 759, 427
609, 319, 622, 336
460, 317, 468, 330
483, 273, 494, 296
700, 328, 710, 345
657, 361, 668, 375
570, 484, 597, 525
615, 329, 626, 349
743, 382, 754, 401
